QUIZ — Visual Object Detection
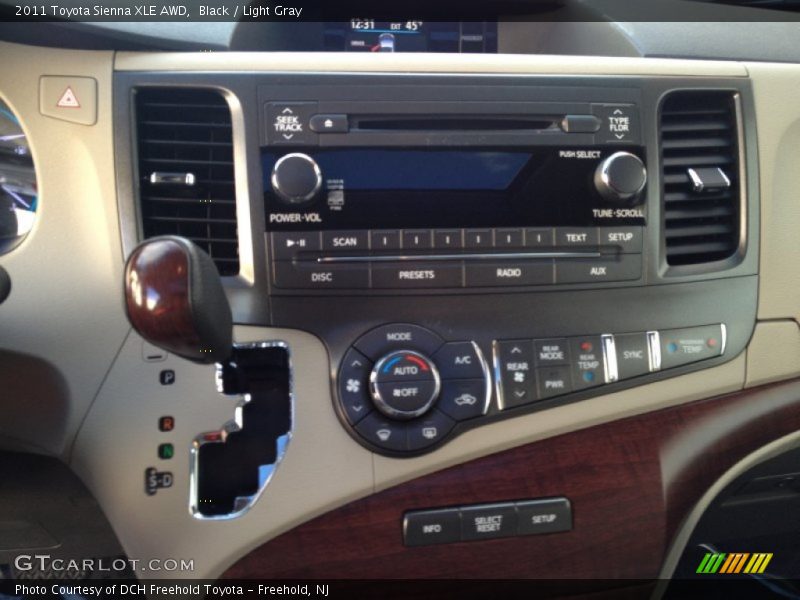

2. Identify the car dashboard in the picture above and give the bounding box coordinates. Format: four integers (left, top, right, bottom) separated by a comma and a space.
2, 7, 800, 597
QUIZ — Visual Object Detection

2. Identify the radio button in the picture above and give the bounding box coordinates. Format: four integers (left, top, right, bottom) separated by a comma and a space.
536, 366, 573, 399
434, 229, 463, 250
465, 261, 553, 287
569, 336, 605, 390
437, 379, 487, 421
322, 230, 369, 252
525, 228, 555, 248
372, 262, 463, 289
272, 262, 369, 289
615, 333, 652, 380
407, 411, 456, 451
495, 340, 536, 410
555, 255, 642, 284
599, 227, 643, 253
556, 228, 599, 248
402, 230, 433, 250
371, 230, 401, 251
464, 229, 493, 249
534, 339, 570, 366
494, 228, 524, 248
271, 231, 321, 260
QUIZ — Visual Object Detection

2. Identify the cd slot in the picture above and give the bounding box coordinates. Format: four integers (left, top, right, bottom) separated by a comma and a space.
351, 115, 560, 132
316, 251, 602, 264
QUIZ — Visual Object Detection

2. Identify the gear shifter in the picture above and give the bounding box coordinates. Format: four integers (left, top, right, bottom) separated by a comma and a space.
124, 236, 232, 364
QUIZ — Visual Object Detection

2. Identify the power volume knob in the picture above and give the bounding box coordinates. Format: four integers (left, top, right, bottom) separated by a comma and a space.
270, 153, 322, 205
369, 350, 441, 420
594, 151, 647, 205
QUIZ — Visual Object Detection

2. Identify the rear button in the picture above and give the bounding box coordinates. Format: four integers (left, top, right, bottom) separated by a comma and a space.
407, 411, 455, 451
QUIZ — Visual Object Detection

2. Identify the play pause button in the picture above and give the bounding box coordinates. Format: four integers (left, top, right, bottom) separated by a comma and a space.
271, 231, 320, 260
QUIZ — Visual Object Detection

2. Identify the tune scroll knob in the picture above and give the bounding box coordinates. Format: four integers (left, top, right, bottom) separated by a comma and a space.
369, 350, 441, 420
594, 151, 647, 205
270, 153, 322, 205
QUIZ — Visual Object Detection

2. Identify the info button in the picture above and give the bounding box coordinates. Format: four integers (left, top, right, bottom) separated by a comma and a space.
404, 508, 462, 547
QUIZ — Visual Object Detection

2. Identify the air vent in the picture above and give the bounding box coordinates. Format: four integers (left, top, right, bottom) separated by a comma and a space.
135, 88, 239, 276
660, 90, 741, 267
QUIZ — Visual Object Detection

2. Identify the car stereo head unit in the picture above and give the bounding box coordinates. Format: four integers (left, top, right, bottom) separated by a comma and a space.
261, 92, 647, 293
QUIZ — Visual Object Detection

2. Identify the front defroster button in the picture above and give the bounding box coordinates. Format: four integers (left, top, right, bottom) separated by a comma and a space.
355, 413, 407, 452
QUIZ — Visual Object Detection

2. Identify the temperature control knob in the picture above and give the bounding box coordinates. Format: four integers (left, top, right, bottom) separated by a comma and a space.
369, 350, 441, 420
594, 151, 647, 205
270, 153, 322, 205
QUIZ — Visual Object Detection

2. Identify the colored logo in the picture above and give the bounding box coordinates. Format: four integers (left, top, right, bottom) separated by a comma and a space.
696, 552, 773, 574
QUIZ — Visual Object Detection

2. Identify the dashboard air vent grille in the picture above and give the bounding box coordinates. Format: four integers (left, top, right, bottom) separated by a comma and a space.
135, 87, 239, 276
660, 90, 741, 267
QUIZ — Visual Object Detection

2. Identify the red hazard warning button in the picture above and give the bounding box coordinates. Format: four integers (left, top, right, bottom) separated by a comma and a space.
40, 76, 97, 125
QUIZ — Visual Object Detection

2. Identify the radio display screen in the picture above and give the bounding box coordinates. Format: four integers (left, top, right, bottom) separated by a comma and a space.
262, 147, 646, 231
264, 150, 530, 191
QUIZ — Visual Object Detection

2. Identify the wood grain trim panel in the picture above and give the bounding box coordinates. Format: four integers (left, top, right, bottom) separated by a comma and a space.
223, 378, 800, 581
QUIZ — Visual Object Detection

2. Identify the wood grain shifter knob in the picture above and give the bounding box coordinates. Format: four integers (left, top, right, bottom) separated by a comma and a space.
124, 236, 232, 364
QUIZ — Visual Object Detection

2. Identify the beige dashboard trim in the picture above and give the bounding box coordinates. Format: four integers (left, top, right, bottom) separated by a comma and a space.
114, 51, 747, 77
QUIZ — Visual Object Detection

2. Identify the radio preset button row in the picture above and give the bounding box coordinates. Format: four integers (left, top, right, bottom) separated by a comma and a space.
495, 324, 725, 410
270, 227, 643, 290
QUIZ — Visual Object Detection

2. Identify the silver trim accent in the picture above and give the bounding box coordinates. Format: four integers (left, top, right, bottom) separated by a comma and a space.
369, 350, 441, 420
189, 340, 293, 521
601, 334, 618, 383
148, 171, 195, 186
687, 167, 730, 193
646, 331, 662, 372
318, 251, 601, 264
469, 340, 493, 417
492, 340, 507, 411
720, 323, 727, 355
594, 151, 646, 202
270, 152, 322, 204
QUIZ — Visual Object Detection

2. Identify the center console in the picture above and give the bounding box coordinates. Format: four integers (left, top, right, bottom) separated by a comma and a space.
118, 71, 758, 462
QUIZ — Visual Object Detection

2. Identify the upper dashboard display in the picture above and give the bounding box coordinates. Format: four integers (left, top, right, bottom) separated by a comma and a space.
323, 21, 497, 53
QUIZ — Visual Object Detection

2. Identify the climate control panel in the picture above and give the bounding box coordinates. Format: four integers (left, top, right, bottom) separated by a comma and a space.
338, 324, 491, 454
336, 322, 726, 456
